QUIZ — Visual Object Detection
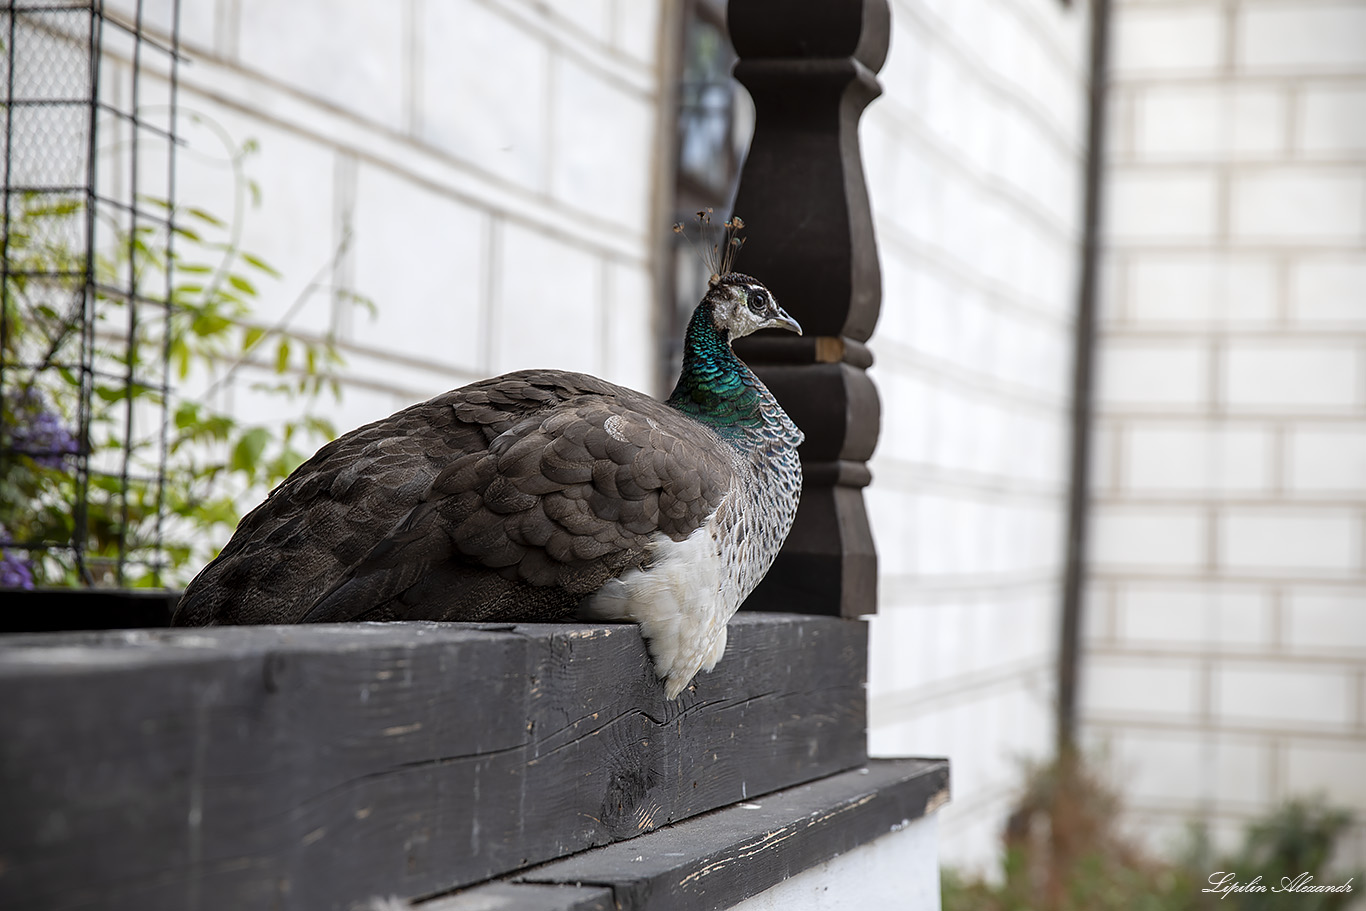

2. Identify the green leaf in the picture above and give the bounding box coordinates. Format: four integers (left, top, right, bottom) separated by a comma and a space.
192, 312, 231, 336
229, 426, 271, 475
304, 416, 337, 439
186, 206, 227, 227
173, 401, 200, 430
242, 325, 266, 351
241, 253, 282, 278
275, 339, 290, 373
227, 274, 257, 296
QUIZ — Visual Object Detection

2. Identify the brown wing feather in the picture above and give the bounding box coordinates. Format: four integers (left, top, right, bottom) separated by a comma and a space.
173, 370, 734, 628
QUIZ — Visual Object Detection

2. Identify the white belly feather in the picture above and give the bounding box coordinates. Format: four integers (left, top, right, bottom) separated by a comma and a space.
581, 512, 734, 700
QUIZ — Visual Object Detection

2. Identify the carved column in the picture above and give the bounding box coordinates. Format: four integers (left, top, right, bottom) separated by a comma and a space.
728, 0, 890, 618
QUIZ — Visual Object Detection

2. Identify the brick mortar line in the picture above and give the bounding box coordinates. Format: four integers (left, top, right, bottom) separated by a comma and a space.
1091, 568, 1366, 586
1096, 409, 1366, 422
1121, 801, 1366, 823
1088, 571, 1366, 587
1092, 495, 1366, 507
1103, 241, 1366, 254
1271, 735, 1285, 803
477, 212, 497, 375
1114, 66, 1366, 84
1107, 160, 1366, 174
1092, 409, 1366, 423
1087, 645, 1366, 667
1102, 320, 1366, 334
1083, 715, 1366, 742
1101, 327, 1366, 339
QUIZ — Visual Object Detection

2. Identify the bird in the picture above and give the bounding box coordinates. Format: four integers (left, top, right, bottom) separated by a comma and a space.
173, 223, 805, 699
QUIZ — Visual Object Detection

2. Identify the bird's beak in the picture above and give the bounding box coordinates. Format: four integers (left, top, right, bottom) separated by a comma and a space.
767, 306, 802, 336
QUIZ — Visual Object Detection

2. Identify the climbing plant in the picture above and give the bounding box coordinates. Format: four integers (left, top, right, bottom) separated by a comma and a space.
1, 133, 368, 589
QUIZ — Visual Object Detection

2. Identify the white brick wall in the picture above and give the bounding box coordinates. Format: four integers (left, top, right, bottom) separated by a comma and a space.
1114, 583, 1272, 648
1127, 256, 1278, 325
1099, 340, 1209, 409
1301, 85, 1366, 156
1215, 662, 1356, 728
1086, 656, 1203, 718
865, 0, 1088, 874
1114, 3, 1225, 75
1223, 342, 1360, 411
1105, 167, 1221, 241
1238, 1, 1366, 72
1292, 258, 1366, 323
1230, 168, 1366, 241
1123, 424, 1273, 494
349, 165, 488, 371
1219, 509, 1360, 574
121, 0, 666, 433
1133, 85, 1286, 160
1090, 0, 1366, 867
1091, 506, 1209, 570
419, 0, 551, 190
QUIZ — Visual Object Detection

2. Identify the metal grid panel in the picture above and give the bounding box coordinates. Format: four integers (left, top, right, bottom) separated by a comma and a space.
1, 0, 182, 587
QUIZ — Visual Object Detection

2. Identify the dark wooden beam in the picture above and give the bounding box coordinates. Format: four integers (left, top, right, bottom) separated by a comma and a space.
728, 0, 891, 618
0, 588, 176, 632
0, 615, 866, 911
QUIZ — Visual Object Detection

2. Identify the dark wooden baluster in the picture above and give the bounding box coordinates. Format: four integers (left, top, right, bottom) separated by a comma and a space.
729, 0, 890, 618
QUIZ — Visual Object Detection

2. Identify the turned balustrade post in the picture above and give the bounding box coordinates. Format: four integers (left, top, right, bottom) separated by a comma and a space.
728, 0, 891, 618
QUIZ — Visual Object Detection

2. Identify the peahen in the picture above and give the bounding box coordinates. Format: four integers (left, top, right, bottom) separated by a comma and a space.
174, 228, 805, 699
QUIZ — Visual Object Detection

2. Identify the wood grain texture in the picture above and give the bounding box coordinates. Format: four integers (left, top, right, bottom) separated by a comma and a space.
0, 615, 865, 911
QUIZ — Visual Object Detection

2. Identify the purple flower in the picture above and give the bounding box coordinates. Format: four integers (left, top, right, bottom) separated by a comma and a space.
5, 387, 78, 468
0, 525, 35, 590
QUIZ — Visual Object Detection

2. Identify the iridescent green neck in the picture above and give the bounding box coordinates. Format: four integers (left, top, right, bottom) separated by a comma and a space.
667, 301, 763, 430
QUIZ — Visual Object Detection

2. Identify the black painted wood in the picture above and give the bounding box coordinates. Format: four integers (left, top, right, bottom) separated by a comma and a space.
461, 759, 948, 911
0, 614, 866, 911
727, 0, 892, 620
0, 588, 176, 632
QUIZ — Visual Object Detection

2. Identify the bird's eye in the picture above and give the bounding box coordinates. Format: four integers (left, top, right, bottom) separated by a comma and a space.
747, 289, 768, 313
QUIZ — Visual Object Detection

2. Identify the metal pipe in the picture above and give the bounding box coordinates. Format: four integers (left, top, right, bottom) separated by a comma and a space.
1058, 0, 1114, 755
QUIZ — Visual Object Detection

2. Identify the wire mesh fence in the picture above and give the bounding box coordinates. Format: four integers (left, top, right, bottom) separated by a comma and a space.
1, 0, 181, 588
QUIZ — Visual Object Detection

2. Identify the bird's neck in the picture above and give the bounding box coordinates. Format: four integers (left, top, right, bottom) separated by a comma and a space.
667, 301, 764, 431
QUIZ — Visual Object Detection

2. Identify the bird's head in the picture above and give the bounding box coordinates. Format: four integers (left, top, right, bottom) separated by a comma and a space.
705, 272, 802, 342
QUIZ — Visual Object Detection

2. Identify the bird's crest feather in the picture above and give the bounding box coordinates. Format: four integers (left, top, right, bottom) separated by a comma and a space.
673, 208, 746, 287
